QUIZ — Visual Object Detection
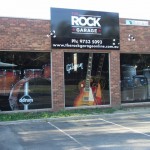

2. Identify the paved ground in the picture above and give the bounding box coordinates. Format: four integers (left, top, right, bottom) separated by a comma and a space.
0, 108, 150, 150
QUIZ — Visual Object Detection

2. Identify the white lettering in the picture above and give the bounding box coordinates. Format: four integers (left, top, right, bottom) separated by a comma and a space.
66, 63, 83, 74
72, 16, 78, 26
79, 17, 87, 26
19, 98, 33, 103
76, 27, 98, 33
71, 39, 78, 43
71, 16, 101, 27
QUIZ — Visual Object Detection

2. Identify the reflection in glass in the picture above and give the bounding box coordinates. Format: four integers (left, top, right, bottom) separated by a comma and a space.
64, 52, 110, 107
120, 54, 150, 103
0, 52, 51, 111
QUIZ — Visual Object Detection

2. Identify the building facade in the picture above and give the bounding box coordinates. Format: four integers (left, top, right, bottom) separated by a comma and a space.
0, 16, 150, 112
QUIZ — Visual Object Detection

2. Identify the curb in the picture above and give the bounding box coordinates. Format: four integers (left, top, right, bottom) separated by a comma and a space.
0, 108, 149, 125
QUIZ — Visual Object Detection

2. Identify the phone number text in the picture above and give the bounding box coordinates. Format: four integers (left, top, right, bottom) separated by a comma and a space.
71, 39, 102, 45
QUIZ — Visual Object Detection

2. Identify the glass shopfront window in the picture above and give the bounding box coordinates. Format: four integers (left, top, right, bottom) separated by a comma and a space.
64, 52, 110, 107
120, 54, 150, 103
0, 51, 51, 111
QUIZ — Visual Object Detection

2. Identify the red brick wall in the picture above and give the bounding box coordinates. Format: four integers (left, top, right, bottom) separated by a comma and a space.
51, 49, 65, 111
0, 17, 50, 51
0, 17, 150, 111
120, 19, 150, 53
110, 51, 121, 107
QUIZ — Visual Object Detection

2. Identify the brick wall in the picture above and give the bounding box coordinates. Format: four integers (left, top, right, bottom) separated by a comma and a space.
51, 49, 65, 111
120, 19, 150, 53
0, 17, 149, 111
110, 51, 121, 107
0, 17, 50, 51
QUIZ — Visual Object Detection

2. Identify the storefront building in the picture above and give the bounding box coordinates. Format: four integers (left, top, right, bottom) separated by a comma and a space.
0, 8, 150, 112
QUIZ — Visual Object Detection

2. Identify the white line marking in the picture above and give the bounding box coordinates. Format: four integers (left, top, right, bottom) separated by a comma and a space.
98, 118, 150, 137
47, 121, 90, 150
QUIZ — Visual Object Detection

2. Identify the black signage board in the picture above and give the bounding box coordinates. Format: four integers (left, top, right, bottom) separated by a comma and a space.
51, 8, 120, 50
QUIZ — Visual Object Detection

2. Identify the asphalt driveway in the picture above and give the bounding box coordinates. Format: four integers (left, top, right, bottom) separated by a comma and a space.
0, 108, 150, 150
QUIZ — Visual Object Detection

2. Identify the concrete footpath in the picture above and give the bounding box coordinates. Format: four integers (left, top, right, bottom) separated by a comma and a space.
0, 108, 150, 150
